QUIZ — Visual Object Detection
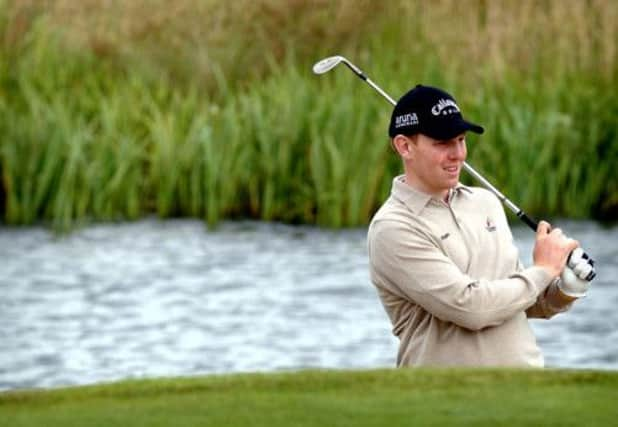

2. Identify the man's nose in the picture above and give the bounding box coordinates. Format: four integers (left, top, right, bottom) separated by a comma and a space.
448, 141, 466, 159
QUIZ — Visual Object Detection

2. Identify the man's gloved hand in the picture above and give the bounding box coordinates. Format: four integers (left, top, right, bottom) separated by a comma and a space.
558, 248, 596, 298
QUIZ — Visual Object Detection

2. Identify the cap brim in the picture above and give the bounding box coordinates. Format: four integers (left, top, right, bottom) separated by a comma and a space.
423, 118, 484, 140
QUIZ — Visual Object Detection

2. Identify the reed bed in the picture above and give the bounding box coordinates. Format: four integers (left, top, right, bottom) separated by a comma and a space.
0, 0, 616, 229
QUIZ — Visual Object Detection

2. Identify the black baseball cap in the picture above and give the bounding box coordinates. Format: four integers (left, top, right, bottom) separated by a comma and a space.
388, 84, 484, 140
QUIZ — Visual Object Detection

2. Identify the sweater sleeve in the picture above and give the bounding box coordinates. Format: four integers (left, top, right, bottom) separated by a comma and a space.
368, 219, 554, 331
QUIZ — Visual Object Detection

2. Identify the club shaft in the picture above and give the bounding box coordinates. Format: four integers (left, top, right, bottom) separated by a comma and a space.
342, 60, 398, 105
366, 79, 398, 106
462, 163, 538, 231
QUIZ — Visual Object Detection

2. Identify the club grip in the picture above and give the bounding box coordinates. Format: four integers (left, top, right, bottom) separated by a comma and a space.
517, 211, 538, 231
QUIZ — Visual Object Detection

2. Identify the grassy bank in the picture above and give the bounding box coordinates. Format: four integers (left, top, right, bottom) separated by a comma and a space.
1, 1, 617, 230
1, 368, 617, 426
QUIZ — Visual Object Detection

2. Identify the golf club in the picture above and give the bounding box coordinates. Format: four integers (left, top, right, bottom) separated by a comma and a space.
312, 55, 596, 280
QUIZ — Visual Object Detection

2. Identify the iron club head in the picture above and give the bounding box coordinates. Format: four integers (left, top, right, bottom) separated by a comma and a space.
312, 56, 345, 74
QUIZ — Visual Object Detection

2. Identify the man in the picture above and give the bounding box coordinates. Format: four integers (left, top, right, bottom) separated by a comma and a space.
367, 84, 593, 367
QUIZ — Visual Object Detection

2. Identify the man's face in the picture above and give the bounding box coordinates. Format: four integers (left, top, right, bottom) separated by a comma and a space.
406, 133, 467, 197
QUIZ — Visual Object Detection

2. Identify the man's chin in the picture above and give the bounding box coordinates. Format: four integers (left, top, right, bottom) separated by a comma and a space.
445, 175, 460, 187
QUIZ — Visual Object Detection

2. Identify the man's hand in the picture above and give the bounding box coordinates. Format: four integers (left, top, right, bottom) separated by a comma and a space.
558, 248, 595, 298
533, 221, 579, 278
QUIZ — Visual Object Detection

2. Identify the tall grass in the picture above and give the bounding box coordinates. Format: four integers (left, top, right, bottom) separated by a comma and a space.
0, 0, 616, 229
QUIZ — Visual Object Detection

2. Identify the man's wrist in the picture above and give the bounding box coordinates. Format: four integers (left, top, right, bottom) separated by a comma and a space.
558, 267, 591, 298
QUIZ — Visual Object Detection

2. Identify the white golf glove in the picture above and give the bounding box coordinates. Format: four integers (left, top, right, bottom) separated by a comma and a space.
558, 248, 596, 298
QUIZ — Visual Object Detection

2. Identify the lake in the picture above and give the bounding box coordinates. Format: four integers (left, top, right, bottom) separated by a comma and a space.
1, 219, 616, 391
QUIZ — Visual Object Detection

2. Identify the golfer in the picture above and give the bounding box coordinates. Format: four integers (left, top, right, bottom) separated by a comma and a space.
367, 84, 592, 367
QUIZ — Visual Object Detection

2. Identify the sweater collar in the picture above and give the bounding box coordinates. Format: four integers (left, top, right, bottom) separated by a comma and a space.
390, 175, 471, 214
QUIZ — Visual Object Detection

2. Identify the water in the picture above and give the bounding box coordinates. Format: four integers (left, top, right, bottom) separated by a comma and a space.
0, 219, 616, 391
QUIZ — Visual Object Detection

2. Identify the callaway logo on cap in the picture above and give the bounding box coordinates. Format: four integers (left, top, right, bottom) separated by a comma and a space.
388, 85, 484, 140
431, 99, 460, 116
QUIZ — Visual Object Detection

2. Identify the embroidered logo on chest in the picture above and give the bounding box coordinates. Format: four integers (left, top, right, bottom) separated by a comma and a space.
485, 217, 496, 232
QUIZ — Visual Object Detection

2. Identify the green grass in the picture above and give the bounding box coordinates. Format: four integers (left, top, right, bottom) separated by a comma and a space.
1, 368, 617, 426
1, 1, 617, 230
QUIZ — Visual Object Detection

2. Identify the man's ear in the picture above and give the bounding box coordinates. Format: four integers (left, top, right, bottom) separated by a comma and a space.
392, 135, 414, 159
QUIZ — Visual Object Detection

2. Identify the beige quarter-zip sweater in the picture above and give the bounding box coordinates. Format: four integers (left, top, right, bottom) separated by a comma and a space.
367, 175, 572, 367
